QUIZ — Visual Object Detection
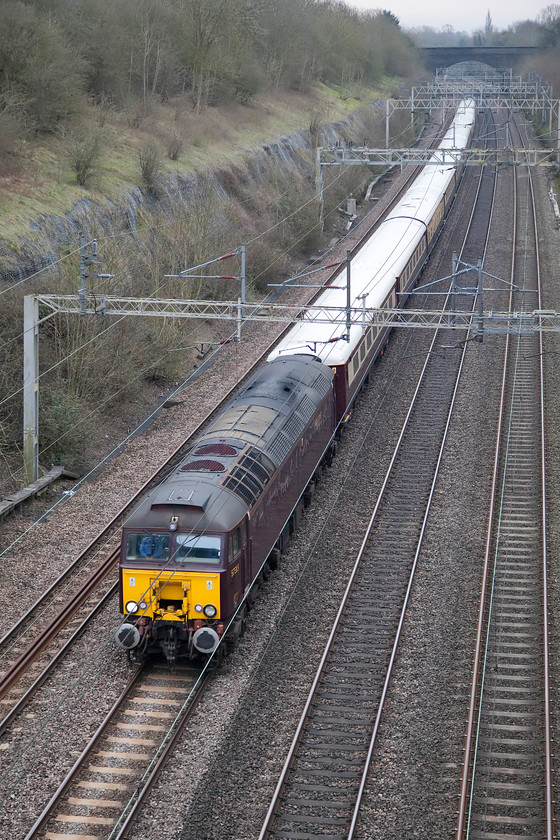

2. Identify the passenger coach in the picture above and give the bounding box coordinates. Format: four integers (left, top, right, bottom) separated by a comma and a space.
268, 99, 475, 420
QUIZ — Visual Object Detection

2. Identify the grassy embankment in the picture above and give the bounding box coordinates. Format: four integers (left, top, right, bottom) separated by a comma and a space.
0, 82, 386, 248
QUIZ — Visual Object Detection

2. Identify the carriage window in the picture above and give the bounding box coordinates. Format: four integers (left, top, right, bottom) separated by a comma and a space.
126, 533, 170, 561
175, 534, 221, 564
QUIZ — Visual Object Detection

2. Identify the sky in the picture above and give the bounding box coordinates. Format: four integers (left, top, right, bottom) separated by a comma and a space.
346, 0, 539, 32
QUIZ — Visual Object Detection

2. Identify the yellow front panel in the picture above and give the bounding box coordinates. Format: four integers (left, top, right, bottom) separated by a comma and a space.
122, 568, 221, 619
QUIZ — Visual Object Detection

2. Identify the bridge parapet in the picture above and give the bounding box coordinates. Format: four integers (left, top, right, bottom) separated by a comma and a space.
421, 45, 538, 73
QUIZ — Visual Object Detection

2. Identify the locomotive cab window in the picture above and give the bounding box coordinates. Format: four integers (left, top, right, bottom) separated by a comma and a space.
229, 520, 247, 563
126, 533, 170, 560
175, 534, 221, 564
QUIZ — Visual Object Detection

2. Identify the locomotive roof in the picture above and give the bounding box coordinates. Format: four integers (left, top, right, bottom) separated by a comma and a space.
124, 355, 334, 534
268, 100, 476, 368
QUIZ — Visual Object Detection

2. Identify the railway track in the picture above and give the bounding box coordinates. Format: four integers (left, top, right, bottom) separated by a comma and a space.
24, 663, 207, 840
257, 110, 498, 840
456, 112, 554, 840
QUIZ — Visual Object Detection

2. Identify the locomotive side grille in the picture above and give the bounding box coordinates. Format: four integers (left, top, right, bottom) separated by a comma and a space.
268, 433, 292, 463
240, 449, 275, 484
244, 458, 269, 485
312, 372, 331, 397
282, 412, 306, 442
222, 447, 276, 508
223, 469, 260, 507
297, 394, 316, 422
228, 481, 257, 507
268, 394, 322, 463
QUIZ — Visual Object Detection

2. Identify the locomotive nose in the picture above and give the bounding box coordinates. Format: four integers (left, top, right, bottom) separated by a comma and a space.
192, 626, 220, 654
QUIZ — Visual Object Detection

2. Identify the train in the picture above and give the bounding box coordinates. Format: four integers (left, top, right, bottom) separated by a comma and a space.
115, 99, 476, 666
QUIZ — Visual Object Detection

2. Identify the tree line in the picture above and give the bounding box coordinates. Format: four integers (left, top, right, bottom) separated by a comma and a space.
0, 0, 418, 147
410, 5, 560, 49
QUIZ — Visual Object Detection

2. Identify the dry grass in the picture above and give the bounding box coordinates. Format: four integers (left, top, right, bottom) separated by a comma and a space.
0, 87, 363, 243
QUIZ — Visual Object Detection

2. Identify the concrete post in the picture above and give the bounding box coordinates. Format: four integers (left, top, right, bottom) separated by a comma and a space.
23, 295, 39, 485
557, 102, 560, 167
476, 258, 484, 342
385, 99, 390, 150
240, 244, 246, 320
316, 147, 324, 231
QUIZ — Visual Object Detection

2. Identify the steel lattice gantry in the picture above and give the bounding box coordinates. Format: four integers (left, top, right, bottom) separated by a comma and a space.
22, 293, 560, 485
320, 147, 559, 169
31, 293, 560, 332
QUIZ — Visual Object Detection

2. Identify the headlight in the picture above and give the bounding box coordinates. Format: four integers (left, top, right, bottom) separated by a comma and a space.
126, 600, 139, 614
139, 601, 147, 610
203, 604, 217, 618
194, 604, 203, 613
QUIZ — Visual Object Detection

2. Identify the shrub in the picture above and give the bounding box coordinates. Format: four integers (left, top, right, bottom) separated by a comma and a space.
40, 383, 94, 468
167, 131, 184, 161
138, 141, 162, 189
66, 128, 106, 187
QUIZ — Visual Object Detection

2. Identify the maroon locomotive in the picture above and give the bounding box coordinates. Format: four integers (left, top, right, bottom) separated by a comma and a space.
116, 354, 336, 665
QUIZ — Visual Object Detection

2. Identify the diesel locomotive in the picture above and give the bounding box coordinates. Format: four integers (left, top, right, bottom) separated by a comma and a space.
116, 355, 336, 665
116, 100, 476, 665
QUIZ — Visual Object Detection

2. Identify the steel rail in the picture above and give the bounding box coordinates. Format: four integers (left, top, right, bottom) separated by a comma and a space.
23, 663, 210, 840
536, 167, 555, 840
348, 107, 499, 839
515, 112, 555, 836
522, 118, 553, 839
347, 283, 473, 838
456, 182, 515, 840
107, 671, 211, 840
257, 293, 477, 838
0, 581, 118, 736
23, 666, 144, 840
455, 114, 517, 840
0, 549, 119, 700
257, 299, 463, 839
